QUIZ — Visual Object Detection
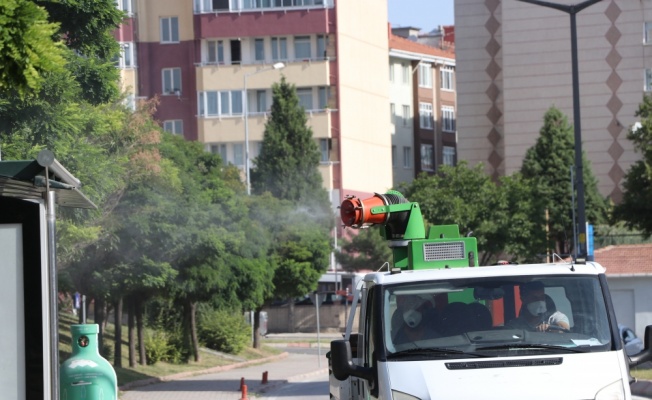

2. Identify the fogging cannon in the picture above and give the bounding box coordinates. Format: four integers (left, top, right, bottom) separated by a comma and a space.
340, 191, 478, 270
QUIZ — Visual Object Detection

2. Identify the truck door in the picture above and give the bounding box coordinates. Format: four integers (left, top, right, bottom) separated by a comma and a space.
360, 285, 379, 399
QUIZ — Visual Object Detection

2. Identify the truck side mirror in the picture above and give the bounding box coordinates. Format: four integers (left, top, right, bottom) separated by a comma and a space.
628, 325, 652, 367
330, 340, 373, 382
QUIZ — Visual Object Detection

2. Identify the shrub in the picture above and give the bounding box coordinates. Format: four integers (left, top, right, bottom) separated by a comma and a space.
144, 329, 174, 365
198, 309, 250, 354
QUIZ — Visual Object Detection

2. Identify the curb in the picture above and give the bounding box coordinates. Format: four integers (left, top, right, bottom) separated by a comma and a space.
118, 352, 290, 391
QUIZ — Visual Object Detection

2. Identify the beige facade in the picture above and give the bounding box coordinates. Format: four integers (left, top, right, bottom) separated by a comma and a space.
455, 0, 645, 201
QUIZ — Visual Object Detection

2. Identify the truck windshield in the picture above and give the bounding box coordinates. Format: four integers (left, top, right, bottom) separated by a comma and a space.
383, 275, 613, 358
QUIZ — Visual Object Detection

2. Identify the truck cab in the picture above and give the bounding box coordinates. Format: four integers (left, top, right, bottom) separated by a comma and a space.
329, 191, 652, 400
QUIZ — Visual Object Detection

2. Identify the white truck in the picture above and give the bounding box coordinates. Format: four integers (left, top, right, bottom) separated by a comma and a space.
329, 191, 652, 400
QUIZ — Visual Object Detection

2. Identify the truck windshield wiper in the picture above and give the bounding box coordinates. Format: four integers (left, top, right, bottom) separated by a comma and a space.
476, 344, 588, 353
389, 347, 488, 359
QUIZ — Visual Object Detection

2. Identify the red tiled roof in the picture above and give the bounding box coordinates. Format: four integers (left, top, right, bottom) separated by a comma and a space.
594, 243, 652, 275
389, 33, 455, 60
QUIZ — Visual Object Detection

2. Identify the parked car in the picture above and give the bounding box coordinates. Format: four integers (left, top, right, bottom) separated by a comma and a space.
619, 324, 644, 356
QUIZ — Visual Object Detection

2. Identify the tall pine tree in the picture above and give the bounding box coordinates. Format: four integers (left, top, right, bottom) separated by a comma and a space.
251, 76, 329, 208
521, 106, 608, 255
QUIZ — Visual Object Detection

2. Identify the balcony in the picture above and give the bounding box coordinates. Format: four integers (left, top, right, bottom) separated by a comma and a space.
196, 59, 330, 91
198, 108, 332, 143
194, 0, 333, 14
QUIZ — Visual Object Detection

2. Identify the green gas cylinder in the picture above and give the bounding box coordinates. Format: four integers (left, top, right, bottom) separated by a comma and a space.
60, 324, 117, 400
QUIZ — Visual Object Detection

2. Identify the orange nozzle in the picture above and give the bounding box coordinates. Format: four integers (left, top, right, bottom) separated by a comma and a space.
340, 194, 389, 228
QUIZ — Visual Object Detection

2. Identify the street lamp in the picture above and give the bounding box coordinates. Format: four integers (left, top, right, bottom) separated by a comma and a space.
516, 0, 603, 261
243, 62, 285, 195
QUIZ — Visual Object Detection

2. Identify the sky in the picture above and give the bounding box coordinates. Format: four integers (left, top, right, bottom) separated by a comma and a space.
387, 0, 454, 33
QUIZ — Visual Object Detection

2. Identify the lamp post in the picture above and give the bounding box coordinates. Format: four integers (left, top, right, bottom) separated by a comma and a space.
516, 0, 603, 261
243, 62, 285, 195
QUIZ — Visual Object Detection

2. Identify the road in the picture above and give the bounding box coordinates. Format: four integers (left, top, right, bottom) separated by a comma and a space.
260, 373, 329, 400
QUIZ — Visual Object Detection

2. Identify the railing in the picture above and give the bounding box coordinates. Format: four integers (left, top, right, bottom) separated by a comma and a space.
194, 0, 333, 14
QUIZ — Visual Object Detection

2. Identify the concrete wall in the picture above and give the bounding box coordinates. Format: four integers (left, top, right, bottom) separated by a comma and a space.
264, 304, 360, 333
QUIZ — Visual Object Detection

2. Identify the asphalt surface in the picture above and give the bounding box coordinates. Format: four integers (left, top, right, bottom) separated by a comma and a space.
116, 332, 652, 399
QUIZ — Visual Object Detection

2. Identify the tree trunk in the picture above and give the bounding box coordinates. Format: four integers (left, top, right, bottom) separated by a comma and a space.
136, 299, 146, 366
95, 297, 105, 354
253, 309, 261, 349
128, 297, 136, 368
114, 297, 123, 368
288, 298, 295, 333
189, 301, 200, 362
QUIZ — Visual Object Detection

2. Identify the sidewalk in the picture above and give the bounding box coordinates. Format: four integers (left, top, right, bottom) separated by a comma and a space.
118, 351, 329, 400
633, 379, 652, 399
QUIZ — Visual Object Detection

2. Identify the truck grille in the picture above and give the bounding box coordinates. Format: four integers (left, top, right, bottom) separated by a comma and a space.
423, 241, 465, 261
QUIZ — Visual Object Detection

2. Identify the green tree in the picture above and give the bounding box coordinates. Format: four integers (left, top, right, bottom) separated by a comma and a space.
336, 226, 392, 271
251, 76, 329, 207
614, 95, 652, 237
521, 106, 609, 255
0, 0, 65, 96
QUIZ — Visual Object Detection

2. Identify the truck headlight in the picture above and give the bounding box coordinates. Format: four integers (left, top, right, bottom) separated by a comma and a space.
392, 390, 421, 400
595, 380, 625, 400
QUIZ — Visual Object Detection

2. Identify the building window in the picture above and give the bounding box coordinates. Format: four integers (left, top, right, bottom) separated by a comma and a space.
418, 63, 432, 88
442, 106, 456, 132
419, 102, 433, 130
389, 64, 395, 82
207, 40, 224, 64
443, 146, 456, 166
403, 146, 412, 169
402, 105, 410, 127
319, 139, 330, 162
160, 17, 179, 43
390, 103, 395, 124
254, 38, 265, 62
297, 88, 313, 110
392, 145, 396, 168
163, 120, 183, 135
646, 69, 652, 92
198, 90, 244, 117
117, 42, 135, 68
256, 90, 267, 113
294, 36, 311, 60
317, 35, 327, 59
402, 64, 410, 84
233, 143, 244, 166
645, 22, 652, 44
441, 66, 454, 90
210, 143, 228, 164
162, 68, 181, 95
117, 0, 133, 15
271, 37, 288, 61
420, 144, 434, 171
318, 87, 329, 109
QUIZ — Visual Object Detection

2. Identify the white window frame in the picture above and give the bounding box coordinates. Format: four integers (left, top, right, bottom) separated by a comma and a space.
390, 103, 396, 124
118, 42, 136, 68
318, 87, 329, 109
210, 143, 228, 164
420, 144, 434, 171
163, 120, 183, 135
271, 37, 288, 61
233, 143, 244, 166
418, 63, 432, 88
645, 22, 652, 44
160, 17, 179, 43
402, 64, 410, 84
297, 88, 313, 110
443, 146, 456, 166
294, 36, 311, 60
389, 63, 395, 82
162, 68, 181, 95
419, 102, 433, 130
403, 146, 412, 169
117, 0, 133, 15
402, 105, 410, 127
646, 69, 652, 92
254, 38, 265, 62
319, 139, 330, 162
206, 40, 224, 64
441, 66, 454, 91
442, 106, 456, 132
392, 145, 397, 168
198, 90, 244, 117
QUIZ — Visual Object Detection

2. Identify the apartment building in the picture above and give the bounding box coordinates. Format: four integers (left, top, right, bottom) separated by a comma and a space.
388, 29, 457, 187
114, 0, 392, 204
455, 0, 647, 202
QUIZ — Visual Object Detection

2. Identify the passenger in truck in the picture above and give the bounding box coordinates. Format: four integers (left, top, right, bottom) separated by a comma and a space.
506, 281, 570, 332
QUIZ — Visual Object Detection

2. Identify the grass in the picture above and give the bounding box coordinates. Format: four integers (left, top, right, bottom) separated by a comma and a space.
58, 312, 281, 388
631, 362, 652, 380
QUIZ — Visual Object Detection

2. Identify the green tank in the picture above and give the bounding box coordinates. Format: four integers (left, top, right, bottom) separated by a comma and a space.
60, 324, 117, 400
